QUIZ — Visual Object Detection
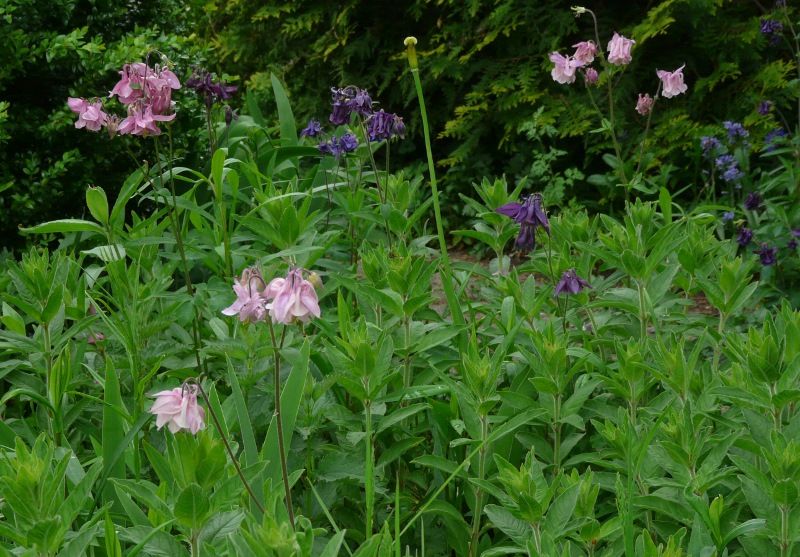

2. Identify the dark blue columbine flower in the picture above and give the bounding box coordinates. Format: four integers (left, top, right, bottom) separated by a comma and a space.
701, 136, 722, 157
765, 128, 788, 152
716, 154, 744, 182
723, 121, 749, 141
789, 238, 798, 250
744, 192, 763, 211
317, 133, 359, 158
496, 193, 550, 251
186, 69, 238, 109
737, 227, 753, 247
755, 243, 778, 265
722, 211, 735, 223
300, 119, 323, 138
761, 19, 784, 44
758, 101, 773, 115
366, 110, 406, 141
329, 86, 373, 125
347, 88, 373, 117
554, 269, 591, 296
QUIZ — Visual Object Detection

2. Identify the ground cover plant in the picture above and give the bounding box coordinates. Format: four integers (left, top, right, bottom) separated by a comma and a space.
2, 4, 800, 557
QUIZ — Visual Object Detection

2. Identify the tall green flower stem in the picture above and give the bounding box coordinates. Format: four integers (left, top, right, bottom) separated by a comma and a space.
468, 414, 489, 557
364, 399, 375, 538
195, 381, 265, 514
267, 320, 295, 528
405, 37, 465, 331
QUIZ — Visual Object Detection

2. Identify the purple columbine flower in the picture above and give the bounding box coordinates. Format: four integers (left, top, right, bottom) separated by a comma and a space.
554, 269, 591, 296
761, 19, 784, 44
758, 100, 773, 115
329, 86, 373, 125
744, 192, 763, 211
186, 70, 237, 109
724, 121, 749, 141
496, 193, 550, 252
765, 128, 788, 152
300, 119, 323, 138
317, 133, 359, 158
722, 211, 735, 222
701, 136, 722, 157
755, 243, 778, 265
367, 109, 405, 141
788, 238, 798, 250
737, 227, 753, 247
716, 154, 744, 183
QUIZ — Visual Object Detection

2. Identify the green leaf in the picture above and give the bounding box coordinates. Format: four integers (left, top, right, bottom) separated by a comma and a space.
174, 483, 210, 530
86, 186, 109, 226
319, 530, 347, 557
102, 358, 126, 504
19, 219, 105, 236
271, 73, 297, 143
198, 510, 245, 544
484, 504, 530, 547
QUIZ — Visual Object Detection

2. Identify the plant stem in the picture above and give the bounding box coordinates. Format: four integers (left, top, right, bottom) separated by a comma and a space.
196, 382, 264, 513
364, 400, 375, 538
268, 320, 295, 527
780, 504, 790, 557
469, 414, 489, 557
190, 531, 199, 557
636, 280, 647, 338
553, 393, 562, 475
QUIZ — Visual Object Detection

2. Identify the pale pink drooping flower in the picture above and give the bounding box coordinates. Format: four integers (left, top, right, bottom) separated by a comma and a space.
572, 41, 597, 66
636, 93, 654, 115
656, 65, 688, 98
110, 62, 181, 135
67, 97, 108, 132
583, 68, 599, 85
222, 267, 268, 323
549, 52, 579, 84
264, 268, 321, 325
607, 32, 635, 65
149, 384, 205, 434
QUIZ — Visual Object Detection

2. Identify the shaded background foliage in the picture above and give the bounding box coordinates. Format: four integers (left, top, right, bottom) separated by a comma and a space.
1, 0, 796, 248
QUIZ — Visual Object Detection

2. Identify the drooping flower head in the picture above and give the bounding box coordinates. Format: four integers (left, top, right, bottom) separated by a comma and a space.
583, 67, 599, 85
264, 268, 321, 325
635, 93, 654, 116
67, 98, 108, 132
724, 121, 748, 141
496, 193, 550, 252
110, 62, 181, 136
554, 269, 591, 296
744, 192, 763, 211
366, 109, 406, 141
716, 155, 744, 183
329, 86, 373, 125
149, 383, 206, 434
758, 100, 773, 115
761, 19, 783, 45
222, 267, 268, 323
549, 52, 579, 84
722, 211, 735, 223
318, 133, 359, 158
754, 243, 778, 266
737, 227, 753, 247
300, 119, 323, 138
185, 69, 237, 108
656, 65, 688, 98
700, 136, 722, 156
571, 41, 597, 66
607, 32, 635, 65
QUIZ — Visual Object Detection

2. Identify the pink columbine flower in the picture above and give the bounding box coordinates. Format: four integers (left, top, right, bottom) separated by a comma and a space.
607, 32, 635, 65
549, 52, 579, 84
222, 267, 268, 323
117, 103, 176, 136
572, 41, 597, 66
656, 65, 688, 98
264, 268, 321, 325
67, 97, 107, 132
584, 68, 599, 85
636, 93, 654, 115
149, 384, 205, 434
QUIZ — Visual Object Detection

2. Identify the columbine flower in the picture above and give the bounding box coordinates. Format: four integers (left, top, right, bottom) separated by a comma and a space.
754, 243, 778, 265
737, 227, 753, 247
110, 63, 180, 110
788, 237, 798, 250
722, 211, 735, 223
635, 94, 654, 116
758, 101, 773, 115
716, 154, 744, 183
117, 103, 175, 137
496, 193, 550, 252
572, 41, 597, 66
765, 128, 787, 152
701, 136, 722, 156
222, 267, 268, 323
549, 52, 579, 84
367, 109, 405, 141
554, 269, 591, 296
583, 68, 599, 85
329, 86, 373, 125
318, 133, 359, 158
67, 98, 108, 131
723, 121, 748, 141
264, 268, 321, 325
185, 69, 237, 108
656, 65, 688, 98
607, 32, 635, 65
761, 19, 783, 45
300, 119, 323, 138
744, 192, 763, 211
149, 384, 206, 434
